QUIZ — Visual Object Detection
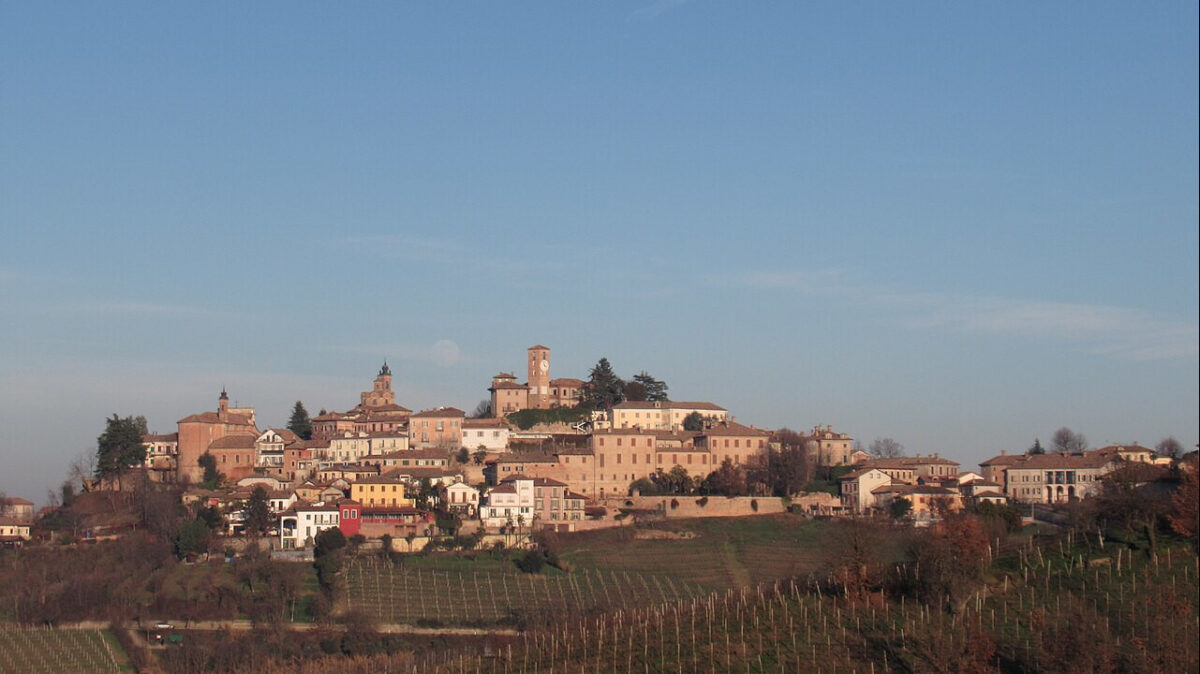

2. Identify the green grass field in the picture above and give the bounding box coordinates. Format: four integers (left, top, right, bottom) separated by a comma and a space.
0, 627, 128, 673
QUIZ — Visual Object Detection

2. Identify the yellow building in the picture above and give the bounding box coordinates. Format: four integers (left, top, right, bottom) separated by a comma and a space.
350, 476, 413, 508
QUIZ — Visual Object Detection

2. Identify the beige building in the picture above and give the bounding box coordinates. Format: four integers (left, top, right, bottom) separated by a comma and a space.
489, 345, 582, 418
804, 425, 855, 466
609, 401, 728, 431
694, 421, 772, 467
311, 364, 412, 441
0, 497, 35, 523
0, 518, 32, 547
1001, 452, 1117, 504
409, 408, 465, 448
839, 468, 891, 513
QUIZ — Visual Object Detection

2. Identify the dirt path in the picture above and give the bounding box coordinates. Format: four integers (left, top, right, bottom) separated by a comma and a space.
130, 619, 519, 636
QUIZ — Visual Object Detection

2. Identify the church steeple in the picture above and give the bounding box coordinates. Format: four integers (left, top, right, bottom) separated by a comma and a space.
379, 361, 391, 377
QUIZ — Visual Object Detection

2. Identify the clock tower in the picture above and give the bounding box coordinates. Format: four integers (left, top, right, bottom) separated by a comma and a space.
527, 345, 550, 409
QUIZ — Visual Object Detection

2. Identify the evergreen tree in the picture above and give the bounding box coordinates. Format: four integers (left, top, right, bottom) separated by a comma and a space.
1028, 438, 1046, 455
95, 414, 148, 490
198, 452, 223, 489
632, 371, 669, 402
244, 486, 272, 535
287, 401, 313, 440
584, 357, 625, 409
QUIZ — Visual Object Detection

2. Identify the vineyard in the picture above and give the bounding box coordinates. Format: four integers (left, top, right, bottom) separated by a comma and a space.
557, 515, 852, 591
395, 537, 1199, 673
345, 558, 708, 625
0, 626, 127, 673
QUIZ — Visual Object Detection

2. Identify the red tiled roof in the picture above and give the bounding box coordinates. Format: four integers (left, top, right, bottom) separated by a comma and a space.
178, 411, 255, 426
142, 433, 178, 442
207, 434, 257, 450
411, 407, 466, 418
696, 421, 771, 438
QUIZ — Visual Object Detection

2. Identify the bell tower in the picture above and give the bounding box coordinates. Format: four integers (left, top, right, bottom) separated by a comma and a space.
361, 361, 396, 408
527, 345, 550, 409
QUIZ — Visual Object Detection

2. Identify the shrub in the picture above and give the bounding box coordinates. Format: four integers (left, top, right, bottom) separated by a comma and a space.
751, 499, 759, 512
515, 549, 545, 574
670, 498, 679, 509
697, 497, 709, 507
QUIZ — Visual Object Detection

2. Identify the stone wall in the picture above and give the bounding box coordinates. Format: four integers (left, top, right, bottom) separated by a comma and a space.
599, 495, 785, 519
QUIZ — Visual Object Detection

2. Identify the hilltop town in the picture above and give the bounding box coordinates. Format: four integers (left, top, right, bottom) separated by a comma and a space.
2, 344, 1184, 555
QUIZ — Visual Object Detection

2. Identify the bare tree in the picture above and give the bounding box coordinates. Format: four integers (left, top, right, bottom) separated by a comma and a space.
1156, 436, 1183, 459
1051, 427, 1087, 454
868, 437, 905, 458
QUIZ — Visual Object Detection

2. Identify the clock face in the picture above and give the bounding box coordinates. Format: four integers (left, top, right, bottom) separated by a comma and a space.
539, 359, 549, 372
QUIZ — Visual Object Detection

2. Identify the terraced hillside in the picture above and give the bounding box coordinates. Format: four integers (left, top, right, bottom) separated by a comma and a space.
556, 515, 849, 590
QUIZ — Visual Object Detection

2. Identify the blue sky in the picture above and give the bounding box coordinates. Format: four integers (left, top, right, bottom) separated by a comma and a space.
2, 2, 1196, 502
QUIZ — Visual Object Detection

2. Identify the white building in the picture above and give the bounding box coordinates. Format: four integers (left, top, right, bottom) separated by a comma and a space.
479, 478, 535, 528
443, 481, 481, 516
279, 501, 341, 550
462, 418, 510, 452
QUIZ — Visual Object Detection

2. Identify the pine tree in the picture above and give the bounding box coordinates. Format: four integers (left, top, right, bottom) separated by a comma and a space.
584, 358, 626, 409
1028, 438, 1046, 455
632, 371, 669, 402
288, 401, 313, 440
95, 414, 148, 490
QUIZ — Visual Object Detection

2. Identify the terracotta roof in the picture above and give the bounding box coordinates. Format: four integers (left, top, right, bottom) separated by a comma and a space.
490, 382, 529, 390
696, 421, 771, 438
492, 372, 517, 380
0, 517, 31, 527
178, 411, 255, 426
565, 491, 588, 500
263, 428, 300, 444
592, 428, 661, 437
861, 459, 916, 470
463, 418, 509, 428
501, 475, 568, 487
554, 447, 595, 456
1006, 453, 1115, 470
528, 344, 550, 350
386, 466, 463, 479
0, 498, 34, 506
496, 453, 558, 464
411, 407, 466, 418
549, 378, 584, 386
361, 505, 422, 516
839, 468, 887, 480
207, 434, 257, 450
980, 454, 1024, 466
142, 433, 178, 442
355, 474, 410, 485
489, 484, 517, 495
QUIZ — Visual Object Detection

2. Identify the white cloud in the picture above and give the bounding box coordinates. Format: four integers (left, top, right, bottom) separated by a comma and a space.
721, 268, 1199, 362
